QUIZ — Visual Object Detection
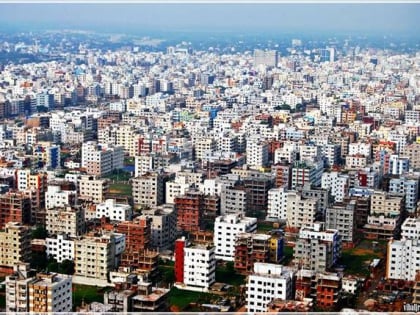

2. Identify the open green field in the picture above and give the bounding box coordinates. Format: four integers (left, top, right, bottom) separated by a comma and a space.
216, 265, 246, 286
257, 221, 275, 233
282, 245, 294, 265
109, 182, 132, 196
168, 287, 218, 311
72, 284, 104, 310
340, 240, 385, 276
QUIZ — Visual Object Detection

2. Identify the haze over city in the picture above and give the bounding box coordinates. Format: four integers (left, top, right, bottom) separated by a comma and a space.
0, 3, 419, 36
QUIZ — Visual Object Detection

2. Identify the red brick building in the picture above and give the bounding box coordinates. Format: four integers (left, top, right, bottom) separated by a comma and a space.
0, 191, 31, 228
116, 216, 151, 252
175, 191, 203, 232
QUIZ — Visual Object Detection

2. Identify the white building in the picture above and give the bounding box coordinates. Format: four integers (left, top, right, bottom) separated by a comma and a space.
81, 141, 124, 176
96, 199, 132, 221
45, 234, 75, 263
246, 135, 269, 169
348, 142, 372, 158
214, 213, 257, 261
183, 244, 216, 291
28, 273, 72, 312
246, 263, 294, 313
286, 191, 319, 231
389, 175, 419, 213
389, 155, 410, 175
266, 187, 288, 221
321, 172, 349, 202
387, 238, 420, 281
294, 222, 342, 272
45, 185, 77, 209
165, 178, 191, 204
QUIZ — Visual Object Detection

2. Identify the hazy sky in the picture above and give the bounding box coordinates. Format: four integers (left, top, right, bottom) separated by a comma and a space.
0, 3, 419, 35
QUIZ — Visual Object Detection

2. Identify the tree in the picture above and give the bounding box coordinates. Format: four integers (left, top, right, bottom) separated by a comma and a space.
58, 259, 75, 275
226, 261, 235, 273
30, 251, 48, 270
31, 225, 48, 239
46, 257, 59, 273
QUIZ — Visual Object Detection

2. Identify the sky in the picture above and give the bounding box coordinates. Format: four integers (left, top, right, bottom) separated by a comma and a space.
0, 3, 419, 35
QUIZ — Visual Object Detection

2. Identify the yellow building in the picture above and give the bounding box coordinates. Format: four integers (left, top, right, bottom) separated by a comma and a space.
0, 222, 31, 268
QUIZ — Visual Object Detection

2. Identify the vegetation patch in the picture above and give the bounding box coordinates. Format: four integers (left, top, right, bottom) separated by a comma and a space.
109, 183, 132, 196
168, 287, 218, 311
216, 262, 245, 286
72, 284, 104, 310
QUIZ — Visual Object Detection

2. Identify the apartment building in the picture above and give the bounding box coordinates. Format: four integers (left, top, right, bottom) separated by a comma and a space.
81, 141, 124, 176
96, 198, 133, 221
325, 200, 357, 245
165, 177, 191, 204
246, 136, 269, 169
7, 267, 72, 312
132, 172, 173, 207
291, 161, 323, 189
286, 191, 319, 232
321, 172, 349, 203
116, 216, 151, 252
246, 263, 294, 313
5, 263, 34, 312
272, 163, 292, 189
0, 191, 31, 228
294, 222, 341, 272
45, 205, 85, 237
73, 232, 125, 283
45, 233, 74, 263
142, 204, 177, 250
370, 190, 404, 217
45, 185, 77, 209
401, 143, 420, 170
194, 137, 217, 160
389, 154, 410, 175
387, 217, 420, 281
182, 244, 216, 291
175, 190, 204, 232
15, 169, 48, 211
220, 185, 247, 215
214, 213, 257, 261
389, 174, 419, 213
0, 222, 31, 269
79, 175, 109, 203
234, 233, 271, 275
28, 272, 72, 312
267, 187, 288, 220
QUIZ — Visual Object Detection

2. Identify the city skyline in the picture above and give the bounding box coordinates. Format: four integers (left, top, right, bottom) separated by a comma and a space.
0, 3, 419, 36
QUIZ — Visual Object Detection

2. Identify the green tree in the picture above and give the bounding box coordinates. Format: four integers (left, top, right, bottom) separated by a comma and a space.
46, 257, 59, 273
30, 251, 48, 270
31, 226, 48, 239
58, 259, 75, 275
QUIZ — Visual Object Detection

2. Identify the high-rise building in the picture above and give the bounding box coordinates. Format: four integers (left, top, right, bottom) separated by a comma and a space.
254, 49, 278, 68
28, 273, 72, 312
214, 213, 257, 261
0, 222, 31, 269
246, 263, 294, 313
132, 172, 173, 208
294, 222, 341, 272
175, 190, 204, 232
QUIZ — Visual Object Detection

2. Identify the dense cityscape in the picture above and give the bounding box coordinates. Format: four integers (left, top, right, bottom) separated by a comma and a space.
0, 2, 419, 313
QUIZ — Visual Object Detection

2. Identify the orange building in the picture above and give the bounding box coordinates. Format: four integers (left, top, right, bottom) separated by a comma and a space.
116, 216, 151, 252
0, 192, 31, 228
315, 273, 341, 310
175, 191, 204, 232
234, 233, 271, 275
